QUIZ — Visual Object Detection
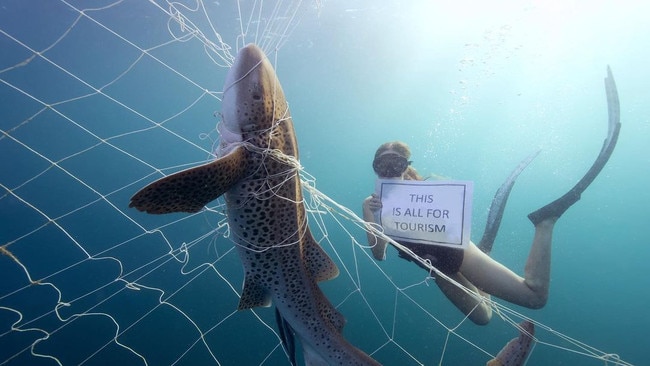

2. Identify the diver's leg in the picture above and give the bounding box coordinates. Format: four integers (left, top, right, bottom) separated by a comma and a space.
528, 67, 621, 225
435, 272, 493, 325
461, 238, 552, 309
521, 218, 555, 306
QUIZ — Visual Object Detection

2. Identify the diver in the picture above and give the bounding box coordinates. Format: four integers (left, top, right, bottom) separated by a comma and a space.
362, 68, 620, 325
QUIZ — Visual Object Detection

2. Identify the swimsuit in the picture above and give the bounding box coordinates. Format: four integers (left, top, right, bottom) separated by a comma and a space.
396, 241, 464, 275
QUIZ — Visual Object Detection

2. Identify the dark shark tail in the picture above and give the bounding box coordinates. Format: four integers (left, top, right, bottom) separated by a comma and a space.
527, 66, 621, 226
276, 307, 297, 366
487, 320, 535, 366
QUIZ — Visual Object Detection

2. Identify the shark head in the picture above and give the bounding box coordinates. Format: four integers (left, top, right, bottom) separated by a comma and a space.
221, 44, 289, 142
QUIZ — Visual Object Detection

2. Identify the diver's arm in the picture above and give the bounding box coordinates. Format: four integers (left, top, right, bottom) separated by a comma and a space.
363, 195, 388, 260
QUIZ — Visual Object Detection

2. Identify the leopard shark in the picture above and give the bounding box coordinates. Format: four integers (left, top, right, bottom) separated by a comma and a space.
129, 44, 380, 365
486, 321, 535, 366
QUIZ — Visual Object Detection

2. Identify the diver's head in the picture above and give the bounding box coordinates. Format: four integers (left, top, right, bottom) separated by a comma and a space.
372, 141, 412, 178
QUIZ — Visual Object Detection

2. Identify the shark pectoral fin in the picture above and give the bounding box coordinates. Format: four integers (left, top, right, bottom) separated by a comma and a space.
129, 146, 248, 214
303, 229, 339, 282
237, 274, 272, 310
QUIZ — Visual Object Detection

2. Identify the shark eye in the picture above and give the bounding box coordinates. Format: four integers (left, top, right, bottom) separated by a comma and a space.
252, 93, 261, 100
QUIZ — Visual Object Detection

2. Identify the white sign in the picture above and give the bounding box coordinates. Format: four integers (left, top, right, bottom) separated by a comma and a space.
376, 179, 473, 249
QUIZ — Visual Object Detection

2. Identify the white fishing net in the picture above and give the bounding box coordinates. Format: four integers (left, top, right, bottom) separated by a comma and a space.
0, 1, 635, 365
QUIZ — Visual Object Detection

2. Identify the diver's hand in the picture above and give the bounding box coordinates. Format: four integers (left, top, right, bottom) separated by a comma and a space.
366, 193, 382, 212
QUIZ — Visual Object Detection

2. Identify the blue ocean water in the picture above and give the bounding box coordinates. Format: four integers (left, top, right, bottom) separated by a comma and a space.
1, 1, 648, 365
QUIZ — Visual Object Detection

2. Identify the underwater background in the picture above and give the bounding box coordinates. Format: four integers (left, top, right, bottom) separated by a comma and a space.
1, 1, 648, 365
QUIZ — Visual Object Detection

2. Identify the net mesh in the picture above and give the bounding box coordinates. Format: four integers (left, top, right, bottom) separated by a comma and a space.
0, 1, 633, 365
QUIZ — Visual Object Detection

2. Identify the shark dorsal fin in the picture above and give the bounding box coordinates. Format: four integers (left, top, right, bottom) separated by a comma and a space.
130, 146, 248, 214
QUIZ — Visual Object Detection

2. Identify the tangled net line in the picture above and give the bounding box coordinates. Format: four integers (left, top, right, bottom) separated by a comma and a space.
0, 1, 632, 365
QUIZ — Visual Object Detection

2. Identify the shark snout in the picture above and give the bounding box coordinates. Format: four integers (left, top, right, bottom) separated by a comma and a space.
223, 43, 266, 95
221, 43, 286, 134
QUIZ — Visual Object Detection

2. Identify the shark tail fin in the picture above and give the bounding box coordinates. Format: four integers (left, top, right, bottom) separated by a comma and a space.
487, 320, 535, 366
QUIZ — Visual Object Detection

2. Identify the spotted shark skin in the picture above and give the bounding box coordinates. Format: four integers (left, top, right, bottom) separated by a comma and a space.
486, 321, 535, 366
129, 44, 380, 366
